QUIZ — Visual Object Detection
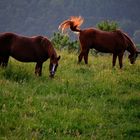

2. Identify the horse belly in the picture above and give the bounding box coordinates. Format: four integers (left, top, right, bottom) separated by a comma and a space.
92, 37, 118, 53
11, 53, 35, 62
93, 46, 113, 53
10, 46, 38, 62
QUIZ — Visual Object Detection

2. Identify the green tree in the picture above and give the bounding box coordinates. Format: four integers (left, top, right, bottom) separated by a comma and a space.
133, 30, 140, 44
51, 32, 79, 52
96, 20, 118, 31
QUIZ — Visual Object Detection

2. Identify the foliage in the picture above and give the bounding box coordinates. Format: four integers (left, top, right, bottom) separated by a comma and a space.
0, 52, 140, 139
133, 30, 140, 44
136, 44, 140, 49
96, 20, 119, 31
51, 32, 69, 50
51, 32, 79, 52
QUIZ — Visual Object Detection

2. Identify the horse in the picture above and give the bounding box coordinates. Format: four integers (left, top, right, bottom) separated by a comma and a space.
0, 32, 60, 77
59, 16, 140, 68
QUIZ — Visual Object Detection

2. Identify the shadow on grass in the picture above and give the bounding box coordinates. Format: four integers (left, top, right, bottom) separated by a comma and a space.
1, 66, 33, 83
124, 128, 140, 139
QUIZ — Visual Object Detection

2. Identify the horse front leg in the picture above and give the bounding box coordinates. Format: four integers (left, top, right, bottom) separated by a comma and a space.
112, 53, 117, 68
118, 53, 124, 69
35, 62, 43, 76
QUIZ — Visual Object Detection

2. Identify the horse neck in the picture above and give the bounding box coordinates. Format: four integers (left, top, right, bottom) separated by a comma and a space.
127, 43, 137, 56
124, 35, 136, 55
48, 44, 57, 58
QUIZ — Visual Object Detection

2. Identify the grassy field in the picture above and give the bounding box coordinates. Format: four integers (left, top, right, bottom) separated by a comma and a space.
0, 51, 140, 140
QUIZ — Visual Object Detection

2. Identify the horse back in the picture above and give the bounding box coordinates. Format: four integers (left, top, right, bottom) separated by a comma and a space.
10, 35, 50, 62
0, 32, 55, 62
79, 28, 126, 53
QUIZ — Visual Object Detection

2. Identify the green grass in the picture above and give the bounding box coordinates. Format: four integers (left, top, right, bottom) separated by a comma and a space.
0, 51, 140, 140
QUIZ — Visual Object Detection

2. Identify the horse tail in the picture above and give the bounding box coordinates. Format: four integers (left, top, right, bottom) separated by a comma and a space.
58, 16, 84, 33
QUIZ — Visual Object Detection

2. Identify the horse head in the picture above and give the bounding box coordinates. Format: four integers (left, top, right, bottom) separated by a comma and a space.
41, 37, 61, 78
128, 51, 140, 64
49, 54, 60, 78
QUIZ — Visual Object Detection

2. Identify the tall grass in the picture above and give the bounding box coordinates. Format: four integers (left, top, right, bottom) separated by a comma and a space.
0, 51, 140, 140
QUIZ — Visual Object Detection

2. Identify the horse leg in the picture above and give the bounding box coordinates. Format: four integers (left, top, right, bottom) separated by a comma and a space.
84, 49, 89, 64
35, 64, 38, 76
35, 62, 43, 76
3, 56, 9, 67
112, 53, 117, 67
0, 56, 9, 67
0, 56, 4, 67
78, 51, 84, 63
0, 57, 2, 67
118, 53, 124, 69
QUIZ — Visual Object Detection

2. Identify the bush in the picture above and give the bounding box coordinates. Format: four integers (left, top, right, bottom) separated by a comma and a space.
136, 44, 140, 49
96, 20, 118, 31
51, 32, 79, 52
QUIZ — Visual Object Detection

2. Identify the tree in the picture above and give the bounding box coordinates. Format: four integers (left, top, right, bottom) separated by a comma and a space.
51, 32, 79, 52
133, 30, 140, 44
96, 20, 118, 31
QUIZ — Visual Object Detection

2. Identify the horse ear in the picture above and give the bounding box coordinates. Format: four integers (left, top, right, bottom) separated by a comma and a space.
57, 55, 61, 61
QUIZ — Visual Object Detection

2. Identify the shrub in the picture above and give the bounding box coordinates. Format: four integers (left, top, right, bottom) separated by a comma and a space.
96, 20, 118, 31
51, 32, 79, 52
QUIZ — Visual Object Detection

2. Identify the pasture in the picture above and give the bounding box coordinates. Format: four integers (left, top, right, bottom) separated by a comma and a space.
0, 51, 140, 140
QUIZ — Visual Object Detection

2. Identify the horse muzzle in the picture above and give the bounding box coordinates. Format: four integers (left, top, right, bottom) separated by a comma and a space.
49, 71, 55, 78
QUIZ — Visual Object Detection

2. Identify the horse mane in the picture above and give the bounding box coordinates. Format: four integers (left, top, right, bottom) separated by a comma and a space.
121, 31, 136, 47
41, 37, 56, 57
120, 31, 137, 53
59, 16, 84, 33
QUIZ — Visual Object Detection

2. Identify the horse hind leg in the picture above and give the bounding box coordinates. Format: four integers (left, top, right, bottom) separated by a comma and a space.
0, 56, 9, 68
118, 53, 124, 69
0, 57, 2, 66
112, 53, 117, 68
3, 56, 9, 67
84, 49, 89, 64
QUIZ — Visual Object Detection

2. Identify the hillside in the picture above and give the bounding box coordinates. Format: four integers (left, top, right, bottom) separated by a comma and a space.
0, 51, 140, 139
0, 0, 140, 43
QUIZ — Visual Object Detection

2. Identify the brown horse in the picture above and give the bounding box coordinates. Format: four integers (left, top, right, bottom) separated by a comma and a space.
59, 16, 140, 68
0, 32, 60, 77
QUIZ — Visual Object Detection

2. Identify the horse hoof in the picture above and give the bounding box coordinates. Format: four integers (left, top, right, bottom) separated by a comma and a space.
49, 75, 54, 78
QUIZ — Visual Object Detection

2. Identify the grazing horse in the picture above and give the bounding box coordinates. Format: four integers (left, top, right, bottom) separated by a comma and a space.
59, 16, 139, 68
0, 32, 60, 77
